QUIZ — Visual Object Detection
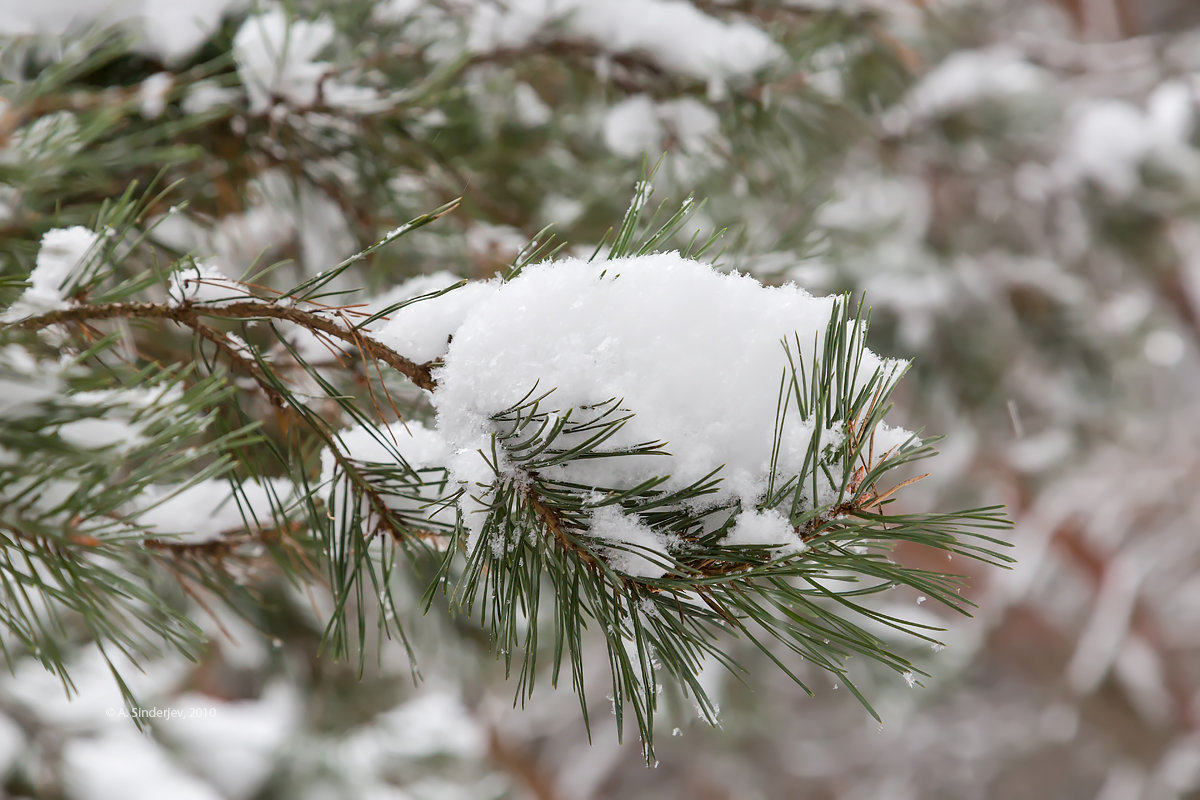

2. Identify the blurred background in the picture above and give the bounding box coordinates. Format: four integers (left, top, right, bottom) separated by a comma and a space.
1, 0, 1199, 797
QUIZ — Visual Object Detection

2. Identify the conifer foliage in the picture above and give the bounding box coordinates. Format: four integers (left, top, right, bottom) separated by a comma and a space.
0, 0, 1023, 785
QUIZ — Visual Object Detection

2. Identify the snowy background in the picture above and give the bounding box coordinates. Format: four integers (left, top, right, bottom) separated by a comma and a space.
2, 0, 1200, 798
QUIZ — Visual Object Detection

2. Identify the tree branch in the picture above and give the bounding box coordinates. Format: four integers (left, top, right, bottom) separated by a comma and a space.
10, 300, 438, 391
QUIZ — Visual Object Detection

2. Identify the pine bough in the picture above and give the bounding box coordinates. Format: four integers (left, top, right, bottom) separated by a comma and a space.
0, 189, 1010, 757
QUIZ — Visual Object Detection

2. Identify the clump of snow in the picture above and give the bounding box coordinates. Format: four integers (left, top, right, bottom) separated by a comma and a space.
588, 505, 672, 578
723, 508, 805, 555
514, 83, 552, 127
138, 72, 173, 118
603, 96, 663, 157
1059, 82, 1196, 198
373, 278, 501, 363
430, 252, 910, 549
0, 0, 242, 64
182, 80, 242, 115
57, 417, 144, 452
160, 684, 300, 800
167, 261, 246, 305
368, 690, 486, 759
62, 726, 221, 800
233, 9, 335, 114
2, 226, 100, 321
136, 0, 244, 63
884, 47, 1048, 132
324, 420, 450, 477
134, 478, 294, 543
603, 95, 720, 157
464, 0, 782, 85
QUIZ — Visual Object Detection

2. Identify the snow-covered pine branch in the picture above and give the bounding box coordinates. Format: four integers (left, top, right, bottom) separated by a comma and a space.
2, 195, 1010, 756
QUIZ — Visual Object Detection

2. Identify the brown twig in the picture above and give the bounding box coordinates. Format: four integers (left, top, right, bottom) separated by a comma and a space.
12, 299, 437, 391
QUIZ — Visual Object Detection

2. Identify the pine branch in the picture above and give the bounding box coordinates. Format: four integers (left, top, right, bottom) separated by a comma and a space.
11, 299, 437, 391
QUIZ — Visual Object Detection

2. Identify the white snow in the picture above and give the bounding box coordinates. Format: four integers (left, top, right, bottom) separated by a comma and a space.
135, 0, 243, 63
885, 47, 1047, 131
321, 420, 455, 532
603, 95, 720, 157
428, 252, 910, 552
233, 9, 335, 114
161, 684, 300, 800
57, 417, 143, 451
514, 83, 552, 127
603, 96, 664, 157
1059, 82, 1196, 197
138, 72, 172, 118
368, 690, 486, 759
0, 0, 241, 63
588, 505, 672, 578
373, 278, 500, 363
464, 0, 781, 85
167, 261, 246, 305
181, 80, 242, 115
62, 727, 222, 800
134, 477, 294, 543
326, 420, 449, 475
2, 226, 100, 321
0, 346, 65, 418
722, 508, 806, 555
0, 713, 22, 779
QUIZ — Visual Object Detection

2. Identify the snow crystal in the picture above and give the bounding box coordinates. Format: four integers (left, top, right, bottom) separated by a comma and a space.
233, 9, 335, 114
902, 671, 916, 688
431, 252, 909, 527
2, 226, 99, 321
588, 505, 672, 579
723, 508, 806, 555
167, 261, 245, 305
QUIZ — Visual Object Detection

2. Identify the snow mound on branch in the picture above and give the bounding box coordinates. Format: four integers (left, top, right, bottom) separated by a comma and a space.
1059, 82, 1196, 198
429, 252, 909, 549
373, 276, 501, 363
0, 0, 242, 64
233, 9, 335, 114
589, 505, 673, 579
724, 508, 806, 556
2, 226, 99, 321
464, 0, 781, 85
